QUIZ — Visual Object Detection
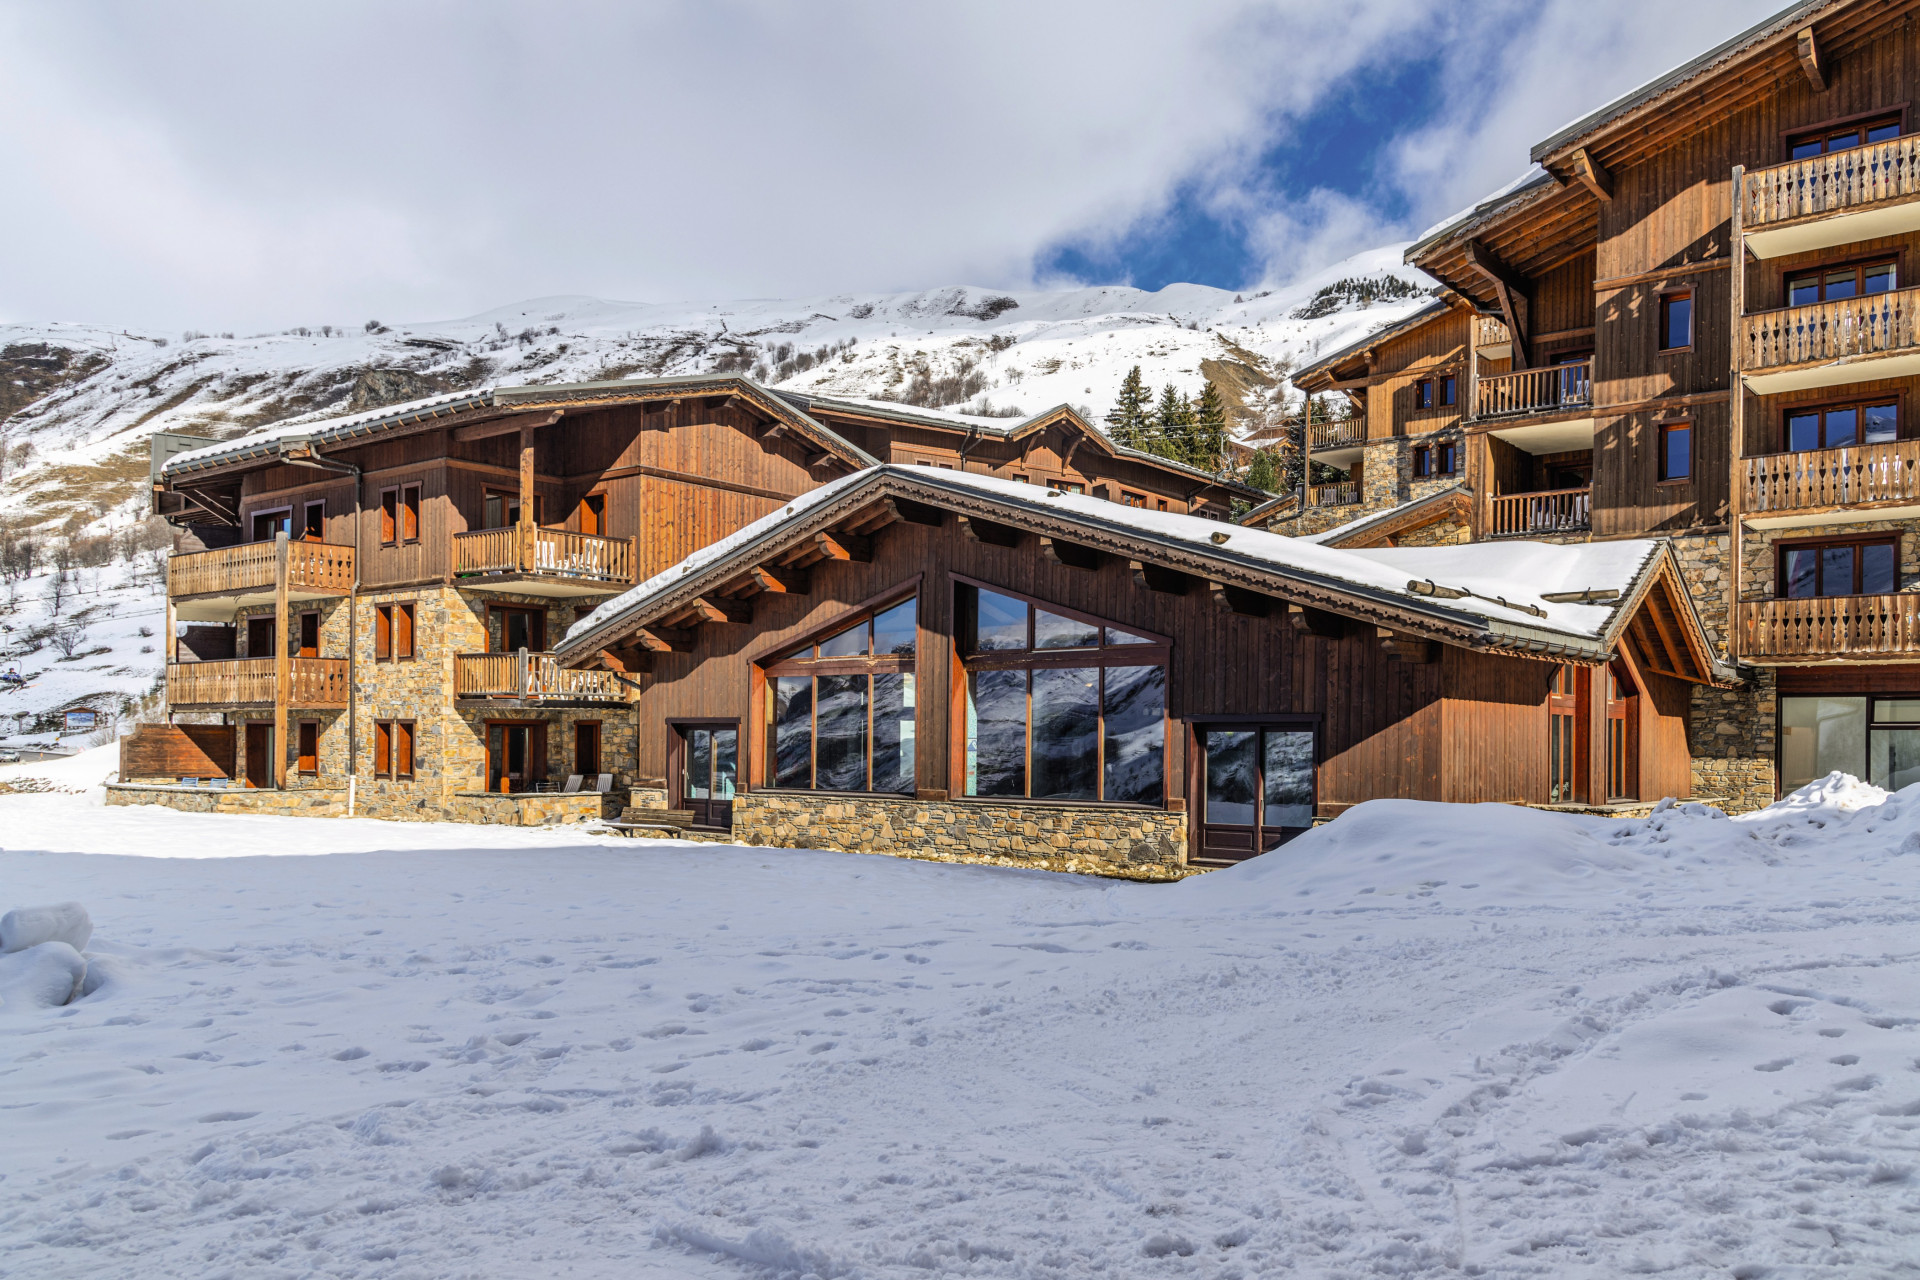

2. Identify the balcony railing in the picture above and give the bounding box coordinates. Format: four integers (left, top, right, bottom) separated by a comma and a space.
1474, 315, 1512, 351
167, 539, 355, 599
1474, 359, 1591, 420
1742, 438, 1920, 514
1309, 420, 1365, 453
1742, 287, 1920, 371
1742, 135, 1920, 230
166, 657, 350, 708
455, 650, 628, 702
451, 527, 633, 584
1307, 482, 1360, 508
1487, 487, 1591, 537
1738, 593, 1920, 661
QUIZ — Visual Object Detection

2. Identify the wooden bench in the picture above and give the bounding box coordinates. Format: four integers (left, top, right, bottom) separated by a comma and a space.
599, 808, 698, 838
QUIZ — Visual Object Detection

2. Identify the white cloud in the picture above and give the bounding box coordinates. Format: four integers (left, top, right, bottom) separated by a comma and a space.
0, 0, 1790, 328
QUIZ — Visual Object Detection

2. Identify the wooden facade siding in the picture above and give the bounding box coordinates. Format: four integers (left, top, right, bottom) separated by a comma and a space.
1475, 359, 1593, 419
1741, 286, 1920, 371
167, 657, 349, 708
1487, 487, 1592, 536
119, 724, 236, 781
1742, 437, 1920, 513
453, 651, 627, 702
1743, 133, 1920, 228
1737, 592, 1920, 660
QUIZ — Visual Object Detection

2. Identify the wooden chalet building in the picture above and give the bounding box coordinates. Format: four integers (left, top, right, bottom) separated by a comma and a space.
1258, 0, 1920, 806
125, 375, 1257, 823
549, 464, 1726, 874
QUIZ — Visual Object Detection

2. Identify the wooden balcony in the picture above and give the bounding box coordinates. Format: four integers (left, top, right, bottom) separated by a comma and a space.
1307, 482, 1359, 508
454, 651, 628, 703
1738, 593, 1920, 662
167, 539, 354, 615
451, 527, 634, 595
166, 657, 349, 709
1473, 315, 1512, 357
1486, 487, 1591, 537
1308, 420, 1365, 454
1741, 439, 1920, 524
1741, 136, 1920, 260
1473, 359, 1591, 421
1740, 287, 1920, 394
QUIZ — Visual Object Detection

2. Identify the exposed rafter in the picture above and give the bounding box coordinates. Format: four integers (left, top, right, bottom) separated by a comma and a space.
1795, 24, 1827, 92
1568, 147, 1613, 202
1465, 238, 1531, 367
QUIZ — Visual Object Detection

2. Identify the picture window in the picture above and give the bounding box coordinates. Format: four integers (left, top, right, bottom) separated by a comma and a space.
1786, 400, 1898, 452
1779, 537, 1898, 599
1787, 114, 1902, 161
766, 595, 919, 796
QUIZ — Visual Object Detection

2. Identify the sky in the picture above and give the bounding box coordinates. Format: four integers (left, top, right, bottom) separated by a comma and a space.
0, 0, 1780, 332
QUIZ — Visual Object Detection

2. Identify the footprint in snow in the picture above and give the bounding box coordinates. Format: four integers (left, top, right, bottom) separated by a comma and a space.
1755, 1058, 1793, 1072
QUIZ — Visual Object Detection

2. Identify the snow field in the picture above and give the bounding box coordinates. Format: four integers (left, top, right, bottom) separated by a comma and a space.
0, 772, 1917, 1278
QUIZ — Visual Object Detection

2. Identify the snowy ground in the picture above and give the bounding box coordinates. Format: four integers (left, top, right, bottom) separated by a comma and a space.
2, 750, 1918, 1278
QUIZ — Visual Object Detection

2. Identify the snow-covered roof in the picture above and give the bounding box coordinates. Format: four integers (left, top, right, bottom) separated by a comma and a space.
1405, 168, 1557, 263
1296, 484, 1470, 546
1291, 297, 1454, 386
560, 464, 1714, 671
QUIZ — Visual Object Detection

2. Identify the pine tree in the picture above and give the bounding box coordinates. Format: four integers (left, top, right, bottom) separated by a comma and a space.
1104, 366, 1151, 448
1191, 381, 1229, 472
1245, 447, 1278, 493
1151, 384, 1191, 463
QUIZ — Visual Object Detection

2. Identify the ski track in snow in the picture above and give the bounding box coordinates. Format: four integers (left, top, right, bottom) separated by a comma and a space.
1, 759, 1918, 1278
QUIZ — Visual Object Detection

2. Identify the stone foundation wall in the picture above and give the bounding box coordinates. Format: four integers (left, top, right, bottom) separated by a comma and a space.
443, 792, 610, 825
104, 781, 613, 825
1690, 667, 1776, 813
730, 792, 1193, 880
105, 783, 352, 817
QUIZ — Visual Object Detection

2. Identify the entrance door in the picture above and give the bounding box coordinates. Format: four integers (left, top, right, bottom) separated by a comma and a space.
1605, 664, 1639, 801
494, 606, 546, 653
487, 723, 547, 792
247, 617, 277, 659
680, 725, 738, 829
1548, 664, 1583, 804
244, 723, 273, 789
1198, 726, 1314, 865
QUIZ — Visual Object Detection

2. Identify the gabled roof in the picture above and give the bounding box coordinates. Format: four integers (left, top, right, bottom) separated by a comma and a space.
1300, 485, 1475, 549
556, 463, 1733, 683
1292, 298, 1455, 391
784, 392, 1266, 499
160, 374, 877, 481
1235, 490, 1297, 528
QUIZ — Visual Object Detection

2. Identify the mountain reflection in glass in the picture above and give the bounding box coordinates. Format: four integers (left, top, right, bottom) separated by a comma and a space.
967, 668, 1027, 796
1031, 667, 1099, 798
974, 590, 1028, 650
815, 674, 868, 790
1263, 730, 1314, 829
773, 676, 813, 788
1205, 729, 1259, 826
1034, 609, 1097, 650
872, 600, 917, 657
1102, 665, 1165, 805
872, 673, 915, 794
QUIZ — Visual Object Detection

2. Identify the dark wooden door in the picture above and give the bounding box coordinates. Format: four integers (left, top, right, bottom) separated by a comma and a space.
489, 724, 528, 792
495, 607, 546, 653
244, 723, 272, 789
1197, 726, 1314, 866
1548, 664, 1583, 803
680, 725, 738, 829
247, 617, 276, 659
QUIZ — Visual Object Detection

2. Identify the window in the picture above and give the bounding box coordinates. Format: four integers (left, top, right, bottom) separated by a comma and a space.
302, 500, 326, 540
375, 602, 417, 660
492, 605, 545, 653
1786, 400, 1898, 452
1787, 260, 1896, 307
1156, 499, 1169, 512
1415, 380, 1434, 409
297, 721, 319, 776
250, 508, 290, 543
381, 484, 421, 544
575, 722, 602, 777
484, 489, 543, 530
1659, 422, 1692, 482
1414, 377, 1457, 409
1659, 291, 1693, 350
1047, 479, 1085, 494
766, 595, 919, 795
957, 583, 1167, 805
1780, 536, 1898, 598
1413, 443, 1458, 478
1787, 114, 1902, 161
1413, 446, 1431, 478
1780, 696, 1920, 793
247, 616, 276, 658
1548, 666, 1581, 804
1120, 490, 1146, 508
578, 492, 606, 536
298, 611, 320, 659
1012, 474, 1030, 485
374, 720, 415, 780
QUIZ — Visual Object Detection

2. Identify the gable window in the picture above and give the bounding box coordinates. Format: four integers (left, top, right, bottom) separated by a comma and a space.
1780, 536, 1898, 598
1659, 422, 1692, 482
1120, 490, 1146, 508
1787, 260, 1896, 307
957, 582, 1167, 805
765, 595, 918, 795
1788, 114, 1902, 161
1659, 291, 1693, 351
374, 602, 416, 660
1786, 400, 1898, 452
1047, 479, 1085, 494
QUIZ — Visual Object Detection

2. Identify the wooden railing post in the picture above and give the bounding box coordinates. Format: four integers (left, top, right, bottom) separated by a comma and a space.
516, 646, 528, 700
273, 532, 290, 788
518, 423, 536, 574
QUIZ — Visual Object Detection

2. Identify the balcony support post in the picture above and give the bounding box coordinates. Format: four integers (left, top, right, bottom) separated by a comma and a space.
1729, 163, 1746, 663
518, 423, 536, 575
273, 532, 290, 789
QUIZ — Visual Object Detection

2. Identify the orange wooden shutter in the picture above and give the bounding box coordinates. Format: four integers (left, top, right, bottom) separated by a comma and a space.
396, 722, 414, 778
374, 721, 391, 777
375, 605, 391, 660
380, 489, 397, 543
402, 484, 421, 541
396, 603, 415, 658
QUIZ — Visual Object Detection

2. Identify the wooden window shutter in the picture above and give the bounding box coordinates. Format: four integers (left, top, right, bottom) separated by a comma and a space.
396, 603, 416, 659
374, 721, 392, 778
401, 483, 421, 541
395, 722, 415, 778
529, 723, 548, 786
375, 605, 391, 660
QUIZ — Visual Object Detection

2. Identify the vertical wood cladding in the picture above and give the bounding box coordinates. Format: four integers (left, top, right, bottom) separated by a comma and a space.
1532, 251, 1597, 344
1362, 308, 1470, 443
626, 516, 1605, 816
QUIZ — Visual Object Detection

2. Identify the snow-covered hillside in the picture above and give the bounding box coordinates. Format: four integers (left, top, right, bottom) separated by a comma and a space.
3, 759, 1919, 1276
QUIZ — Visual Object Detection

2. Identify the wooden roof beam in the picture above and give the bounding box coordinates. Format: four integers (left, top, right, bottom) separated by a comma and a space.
728, 564, 809, 598
1209, 581, 1269, 618
451, 408, 563, 444
957, 515, 1022, 547
1568, 148, 1612, 202
597, 645, 653, 675
1130, 560, 1191, 595
634, 626, 694, 654
1466, 239, 1531, 368
688, 596, 751, 625
1377, 629, 1437, 663
1796, 25, 1827, 93
1040, 537, 1101, 571
1288, 603, 1346, 638
815, 531, 871, 563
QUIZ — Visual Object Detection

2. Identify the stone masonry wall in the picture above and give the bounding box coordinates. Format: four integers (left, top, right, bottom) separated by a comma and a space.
731, 792, 1193, 880
1690, 666, 1776, 813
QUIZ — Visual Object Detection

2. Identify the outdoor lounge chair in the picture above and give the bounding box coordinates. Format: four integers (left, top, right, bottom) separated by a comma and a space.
562, 774, 583, 793
595, 773, 614, 793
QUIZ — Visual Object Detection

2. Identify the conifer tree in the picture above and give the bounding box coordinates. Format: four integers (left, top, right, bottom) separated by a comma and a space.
1104, 365, 1151, 448
1191, 380, 1229, 472
1245, 447, 1278, 493
1152, 384, 1192, 463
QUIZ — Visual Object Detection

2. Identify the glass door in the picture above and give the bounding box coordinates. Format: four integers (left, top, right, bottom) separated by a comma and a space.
682, 725, 738, 829
1198, 726, 1314, 865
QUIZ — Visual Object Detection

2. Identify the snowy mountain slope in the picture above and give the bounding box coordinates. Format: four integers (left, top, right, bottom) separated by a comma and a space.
0, 245, 1434, 540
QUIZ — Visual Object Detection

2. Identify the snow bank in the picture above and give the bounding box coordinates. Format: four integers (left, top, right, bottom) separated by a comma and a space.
0, 900, 93, 952
0, 940, 86, 1011
0, 742, 121, 791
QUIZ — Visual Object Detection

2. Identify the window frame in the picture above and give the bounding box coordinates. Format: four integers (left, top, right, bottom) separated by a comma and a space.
248, 505, 292, 544
1783, 107, 1906, 161
1412, 445, 1432, 478
1414, 379, 1435, 410
1775, 532, 1901, 599
1658, 289, 1694, 353
489, 604, 546, 654
952, 575, 1172, 808
1783, 255, 1899, 309
296, 719, 319, 776
374, 602, 416, 661
1780, 394, 1902, 453
373, 719, 416, 780
302, 499, 326, 541
1657, 420, 1693, 484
